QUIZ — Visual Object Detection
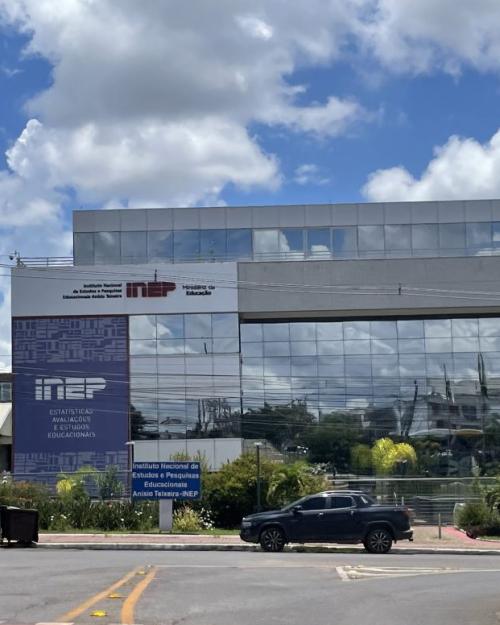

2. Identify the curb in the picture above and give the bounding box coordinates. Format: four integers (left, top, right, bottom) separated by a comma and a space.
33, 542, 500, 556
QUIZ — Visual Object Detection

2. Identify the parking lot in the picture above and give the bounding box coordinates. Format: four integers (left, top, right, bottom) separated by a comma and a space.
1, 549, 500, 625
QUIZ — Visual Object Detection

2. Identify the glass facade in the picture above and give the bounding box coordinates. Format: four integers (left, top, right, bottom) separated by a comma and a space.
241, 317, 500, 472
75, 222, 500, 265
130, 313, 241, 440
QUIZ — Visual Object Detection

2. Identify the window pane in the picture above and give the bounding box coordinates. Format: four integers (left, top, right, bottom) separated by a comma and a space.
397, 320, 424, 338
280, 229, 304, 259
290, 322, 315, 341
398, 338, 425, 353
130, 339, 157, 355
174, 230, 200, 261
318, 341, 344, 355
343, 321, 370, 340
94, 231, 120, 264
344, 339, 370, 354
227, 229, 252, 260
412, 224, 438, 252
264, 341, 291, 356
157, 339, 185, 354
254, 229, 279, 259
157, 314, 184, 339
291, 341, 317, 356
74, 233, 94, 264
371, 339, 397, 354
307, 228, 331, 258
331, 496, 354, 509
301, 497, 326, 511
212, 337, 239, 353
453, 337, 479, 352
384, 225, 411, 251
121, 231, 147, 264
264, 357, 291, 377
240, 324, 263, 342
185, 338, 211, 354
185, 314, 211, 338
130, 315, 156, 339
479, 318, 500, 336
317, 356, 344, 376
452, 318, 478, 337
370, 320, 397, 339
358, 225, 384, 253
263, 323, 289, 341
493, 223, 500, 247
241, 342, 263, 356
439, 223, 465, 250
316, 322, 343, 340
425, 319, 452, 338
466, 223, 491, 250
332, 227, 357, 257
200, 229, 226, 260
291, 357, 317, 377
148, 231, 173, 262
212, 313, 238, 338
426, 338, 452, 352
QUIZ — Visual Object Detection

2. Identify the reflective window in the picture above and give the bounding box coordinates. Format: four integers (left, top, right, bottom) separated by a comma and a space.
94, 231, 120, 264
74, 233, 94, 264
452, 318, 478, 337
301, 497, 326, 511
263, 323, 289, 341
307, 229, 331, 259
174, 230, 200, 261
121, 231, 147, 264
424, 319, 452, 338
280, 229, 304, 259
212, 313, 239, 337
254, 229, 279, 259
157, 315, 184, 339
397, 320, 424, 338
265, 341, 291, 356
466, 223, 491, 250
290, 322, 316, 341
384, 225, 411, 251
227, 229, 252, 260
200, 229, 226, 260
185, 314, 211, 338
412, 224, 438, 253
241, 324, 263, 342
358, 226, 384, 253
148, 231, 173, 262
439, 223, 466, 251
493, 223, 500, 248
130, 315, 156, 339
332, 227, 357, 257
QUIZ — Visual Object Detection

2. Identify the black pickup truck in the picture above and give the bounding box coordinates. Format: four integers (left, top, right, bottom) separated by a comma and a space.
240, 490, 413, 553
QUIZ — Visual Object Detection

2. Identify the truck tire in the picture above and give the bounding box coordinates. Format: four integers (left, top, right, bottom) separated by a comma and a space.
260, 527, 286, 552
363, 527, 393, 554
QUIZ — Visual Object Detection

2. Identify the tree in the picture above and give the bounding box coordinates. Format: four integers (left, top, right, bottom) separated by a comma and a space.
266, 462, 329, 508
371, 438, 417, 475
351, 444, 372, 474
241, 401, 315, 449
299, 412, 362, 470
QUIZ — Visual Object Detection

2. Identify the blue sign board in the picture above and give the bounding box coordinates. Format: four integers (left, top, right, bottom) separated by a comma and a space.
132, 462, 201, 500
12, 316, 129, 474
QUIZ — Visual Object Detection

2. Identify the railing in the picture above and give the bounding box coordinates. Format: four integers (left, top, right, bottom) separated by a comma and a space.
16, 257, 74, 267
330, 476, 496, 525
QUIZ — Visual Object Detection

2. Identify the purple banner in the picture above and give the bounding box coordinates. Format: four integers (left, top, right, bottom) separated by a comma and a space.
12, 316, 129, 474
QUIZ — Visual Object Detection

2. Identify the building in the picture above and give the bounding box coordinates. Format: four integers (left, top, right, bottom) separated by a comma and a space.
10, 200, 500, 476
0, 373, 12, 472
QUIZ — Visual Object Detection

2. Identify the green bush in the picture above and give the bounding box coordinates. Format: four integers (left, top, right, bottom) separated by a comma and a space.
267, 462, 328, 508
173, 507, 213, 532
456, 501, 500, 538
202, 453, 276, 528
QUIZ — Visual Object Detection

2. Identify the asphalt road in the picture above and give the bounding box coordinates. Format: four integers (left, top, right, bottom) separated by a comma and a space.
1, 549, 500, 625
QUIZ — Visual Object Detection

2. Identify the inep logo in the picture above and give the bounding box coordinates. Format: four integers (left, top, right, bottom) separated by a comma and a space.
126, 281, 176, 298
35, 377, 106, 400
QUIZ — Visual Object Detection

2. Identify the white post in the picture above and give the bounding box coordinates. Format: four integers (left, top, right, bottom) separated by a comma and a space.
159, 499, 173, 532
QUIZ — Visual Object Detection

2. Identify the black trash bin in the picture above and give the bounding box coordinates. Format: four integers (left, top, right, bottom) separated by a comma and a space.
0, 505, 39, 545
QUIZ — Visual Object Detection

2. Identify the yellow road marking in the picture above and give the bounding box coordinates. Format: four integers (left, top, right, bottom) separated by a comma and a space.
56, 566, 141, 623
121, 566, 157, 625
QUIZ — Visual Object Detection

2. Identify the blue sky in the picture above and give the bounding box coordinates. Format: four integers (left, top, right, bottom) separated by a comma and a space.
2, 1, 500, 366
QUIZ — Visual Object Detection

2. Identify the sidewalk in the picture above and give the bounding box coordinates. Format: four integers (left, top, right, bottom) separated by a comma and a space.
33, 526, 500, 555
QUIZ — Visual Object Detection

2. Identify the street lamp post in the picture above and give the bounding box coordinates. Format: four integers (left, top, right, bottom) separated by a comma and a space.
125, 441, 135, 501
255, 441, 262, 512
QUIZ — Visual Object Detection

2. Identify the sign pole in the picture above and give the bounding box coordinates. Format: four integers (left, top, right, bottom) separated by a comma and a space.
159, 499, 173, 532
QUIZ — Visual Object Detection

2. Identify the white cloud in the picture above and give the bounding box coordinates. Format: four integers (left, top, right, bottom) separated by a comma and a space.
360, 0, 500, 74
363, 129, 500, 201
294, 164, 330, 186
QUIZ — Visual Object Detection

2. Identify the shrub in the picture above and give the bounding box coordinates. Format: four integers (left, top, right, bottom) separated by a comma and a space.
202, 453, 276, 528
267, 462, 328, 508
456, 501, 500, 538
173, 507, 213, 532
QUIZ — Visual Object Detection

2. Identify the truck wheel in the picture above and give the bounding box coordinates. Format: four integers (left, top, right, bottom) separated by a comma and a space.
363, 528, 393, 554
260, 527, 285, 552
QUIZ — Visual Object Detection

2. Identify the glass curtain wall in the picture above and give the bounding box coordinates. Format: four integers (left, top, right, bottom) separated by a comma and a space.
241, 317, 500, 474
75, 222, 500, 265
129, 313, 241, 440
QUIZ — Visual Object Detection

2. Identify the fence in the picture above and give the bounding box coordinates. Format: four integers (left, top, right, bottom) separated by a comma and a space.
3, 471, 497, 526
331, 476, 496, 525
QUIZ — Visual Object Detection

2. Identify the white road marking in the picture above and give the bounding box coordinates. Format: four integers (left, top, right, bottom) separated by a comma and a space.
336, 565, 500, 582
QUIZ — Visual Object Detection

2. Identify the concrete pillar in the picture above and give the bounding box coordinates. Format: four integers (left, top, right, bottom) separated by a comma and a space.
159, 499, 173, 532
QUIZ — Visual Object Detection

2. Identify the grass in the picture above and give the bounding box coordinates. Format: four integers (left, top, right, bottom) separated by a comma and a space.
478, 535, 500, 542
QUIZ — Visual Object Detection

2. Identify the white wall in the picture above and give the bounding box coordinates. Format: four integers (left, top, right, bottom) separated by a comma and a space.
132, 438, 243, 470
